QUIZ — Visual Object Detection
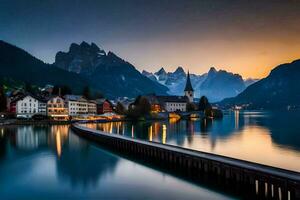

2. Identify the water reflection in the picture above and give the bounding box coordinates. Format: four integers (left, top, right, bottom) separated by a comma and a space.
0, 125, 119, 187
0, 125, 232, 199
56, 132, 119, 187
93, 111, 300, 172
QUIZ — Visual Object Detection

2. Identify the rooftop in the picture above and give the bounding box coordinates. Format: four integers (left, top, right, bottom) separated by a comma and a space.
64, 95, 87, 102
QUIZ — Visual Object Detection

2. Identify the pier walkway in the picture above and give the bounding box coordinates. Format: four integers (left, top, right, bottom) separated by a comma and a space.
71, 123, 300, 200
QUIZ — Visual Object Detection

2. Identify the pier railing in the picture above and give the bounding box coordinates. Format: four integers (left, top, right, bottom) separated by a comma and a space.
71, 123, 300, 200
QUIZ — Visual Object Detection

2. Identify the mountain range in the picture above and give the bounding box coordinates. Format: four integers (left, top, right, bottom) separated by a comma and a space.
220, 59, 300, 110
143, 67, 253, 102
2, 39, 298, 110
0, 40, 168, 98
54, 41, 168, 98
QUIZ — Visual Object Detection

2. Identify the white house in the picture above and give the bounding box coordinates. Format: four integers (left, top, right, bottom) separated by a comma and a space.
165, 101, 187, 112
16, 95, 41, 118
157, 96, 189, 112
64, 95, 89, 116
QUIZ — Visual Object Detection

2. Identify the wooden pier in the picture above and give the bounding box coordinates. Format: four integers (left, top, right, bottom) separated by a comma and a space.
71, 123, 300, 200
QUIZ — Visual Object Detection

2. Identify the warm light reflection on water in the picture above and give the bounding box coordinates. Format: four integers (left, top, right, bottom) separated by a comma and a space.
92, 111, 300, 172
0, 124, 233, 199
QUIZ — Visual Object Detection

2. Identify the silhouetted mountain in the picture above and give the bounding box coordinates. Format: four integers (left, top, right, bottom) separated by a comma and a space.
55, 41, 106, 75
200, 67, 246, 102
142, 67, 245, 102
0, 40, 88, 93
221, 60, 300, 109
54, 42, 168, 98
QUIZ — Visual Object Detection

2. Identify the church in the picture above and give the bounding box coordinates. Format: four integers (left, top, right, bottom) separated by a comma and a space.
146, 72, 194, 112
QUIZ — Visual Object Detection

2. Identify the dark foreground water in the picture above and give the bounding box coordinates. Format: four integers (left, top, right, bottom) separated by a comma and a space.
0, 125, 233, 199
87, 111, 300, 172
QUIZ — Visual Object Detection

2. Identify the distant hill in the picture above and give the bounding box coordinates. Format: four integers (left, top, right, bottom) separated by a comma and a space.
0, 40, 89, 94
54, 42, 168, 98
220, 59, 300, 110
143, 67, 246, 102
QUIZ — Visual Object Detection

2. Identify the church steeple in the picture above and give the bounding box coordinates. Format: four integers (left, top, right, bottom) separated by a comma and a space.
184, 71, 194, 102
184, 71, 194, 92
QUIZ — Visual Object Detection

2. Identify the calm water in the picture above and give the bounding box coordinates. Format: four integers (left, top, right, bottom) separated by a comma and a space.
86, 111, 300, 172
0, 125, 233, 199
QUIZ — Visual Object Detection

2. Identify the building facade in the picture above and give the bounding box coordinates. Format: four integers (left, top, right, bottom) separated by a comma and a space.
165, 102, 187, 112
16, 95, 39, 118
157, 96, 188, 112
96, 99, 113, 114
38, 100, 47, 115
64, 95, 89, 116
47, 96, 68, 119
88, 100, 97, 115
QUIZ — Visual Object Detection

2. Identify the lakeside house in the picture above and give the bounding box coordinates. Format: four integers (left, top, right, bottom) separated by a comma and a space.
64, 95, 89, 116
8, 92, 106, 119
47, 96, 68, 120
64, 95, 98, 116
88, 100, 97, 115
38, 98, 47, 115
96, 99, 113, 114
157, 95, 189, 112
14, 94, 47, 118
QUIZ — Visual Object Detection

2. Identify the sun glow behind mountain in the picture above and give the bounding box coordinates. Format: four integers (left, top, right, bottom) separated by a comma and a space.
1, 0, 300, 79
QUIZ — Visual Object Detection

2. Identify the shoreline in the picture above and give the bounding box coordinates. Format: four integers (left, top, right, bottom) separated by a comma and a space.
0, 118, 129, 126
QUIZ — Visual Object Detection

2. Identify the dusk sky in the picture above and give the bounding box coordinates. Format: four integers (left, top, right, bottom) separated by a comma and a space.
1, 0, 300, 79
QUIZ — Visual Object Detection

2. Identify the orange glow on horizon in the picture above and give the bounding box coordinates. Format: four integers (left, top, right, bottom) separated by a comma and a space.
113, 37, 300, 79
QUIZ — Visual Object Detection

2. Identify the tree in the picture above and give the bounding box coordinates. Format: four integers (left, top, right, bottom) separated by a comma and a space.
82, 86, 91, 99
0, 85, 7, 112
139, 97, 151, 115
52, 85, 72, 96
24, 82, 35, 94
186, 102, 196, 112
62, 85, 72, 95
133, 95, 142, 105
115, 102, 126, 115
126, 96, 151, 119
198, 96, 211, 111
93, 91, 104, 99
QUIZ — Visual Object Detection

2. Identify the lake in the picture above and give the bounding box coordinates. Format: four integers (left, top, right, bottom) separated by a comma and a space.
0, 125, 233, 199
1, 110, 299, 199
86, 110, 300, 172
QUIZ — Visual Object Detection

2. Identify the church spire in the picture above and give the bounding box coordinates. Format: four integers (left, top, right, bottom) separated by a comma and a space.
184, 71, 194, 92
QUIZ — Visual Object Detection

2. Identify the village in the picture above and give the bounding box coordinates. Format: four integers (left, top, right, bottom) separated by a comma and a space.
0, 72, 221, 123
